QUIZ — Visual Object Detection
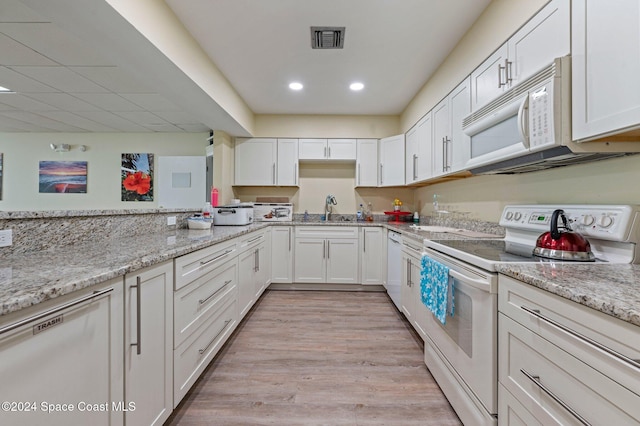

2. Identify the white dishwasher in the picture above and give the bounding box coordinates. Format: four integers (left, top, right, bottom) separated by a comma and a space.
386, 230, 402, 310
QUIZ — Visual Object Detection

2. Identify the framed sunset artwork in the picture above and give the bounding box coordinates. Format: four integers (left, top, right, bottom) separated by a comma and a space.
121, 153, 154, 201
39, 161, 87, 193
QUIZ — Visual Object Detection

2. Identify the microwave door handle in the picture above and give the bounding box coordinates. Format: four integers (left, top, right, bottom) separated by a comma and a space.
448, 269, 491, 292
518, 96, 530, 148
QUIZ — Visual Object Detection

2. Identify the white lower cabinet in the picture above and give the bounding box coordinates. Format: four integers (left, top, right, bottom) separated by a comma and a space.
360, 226, 385, 285
124, 261, 173, 426
294, 227, 359, 284
0, 279, 124, 426
401, 238, 427, 339
271, 226, 294, 283
498, 275, 640, 425
238, 230, 268, 319
173, 242, 239, 406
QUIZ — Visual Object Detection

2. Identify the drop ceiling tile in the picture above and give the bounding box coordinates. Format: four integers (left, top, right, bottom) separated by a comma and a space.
0, 93, 57, 111
152, 110, 204, 124
0, 23, 112, 66
9, 66, 109, 93
120, 93, 181, 111
0, 32, 57, 66
176, 123, 210, 132
113, 110, 168, 126
0, 66, 57, 92
24, 93, 102, 111
73, 110, 151, 132
70, 66, 155, 93
0, 0, 47, 23
0, 115, 51, 131
72, 93, 143, 111
36, 111, 118, 132
0, 111, 84, 131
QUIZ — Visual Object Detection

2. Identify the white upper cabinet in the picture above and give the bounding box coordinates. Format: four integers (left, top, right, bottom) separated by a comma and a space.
432, 77, 471, 177
356, 139, 378, 187
379, 134, 405, 187
471, 0, 569, 112
276, 139, 298, 186
299, 138, 356, 160
572, 0, 640, 141
235, 138, 298, 186
406, 114, 432, 184
234, 138, 277, 186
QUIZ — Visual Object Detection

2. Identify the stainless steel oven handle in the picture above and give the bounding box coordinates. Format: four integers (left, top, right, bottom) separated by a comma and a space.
521, 369, 591, 426
521, 306, 640, 371
448, 269, 491, 292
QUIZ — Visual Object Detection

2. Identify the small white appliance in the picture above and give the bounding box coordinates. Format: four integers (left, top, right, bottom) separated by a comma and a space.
212, 203, 253, 226
421, 204, 640, 426
463, 56, 640, 174
253, 203, 293, 222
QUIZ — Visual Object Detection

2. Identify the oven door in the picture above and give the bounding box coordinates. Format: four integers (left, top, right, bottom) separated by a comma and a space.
422, 247, 498, 414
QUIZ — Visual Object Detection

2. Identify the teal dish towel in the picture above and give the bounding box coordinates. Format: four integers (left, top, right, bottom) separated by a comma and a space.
421, 255, 454, 324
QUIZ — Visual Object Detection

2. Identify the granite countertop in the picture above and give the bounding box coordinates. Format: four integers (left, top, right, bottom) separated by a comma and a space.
497, 263, 640, 327
4, 218, 639, 329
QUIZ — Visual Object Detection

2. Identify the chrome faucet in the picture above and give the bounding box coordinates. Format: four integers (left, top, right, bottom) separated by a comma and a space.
325, 195, 337, 221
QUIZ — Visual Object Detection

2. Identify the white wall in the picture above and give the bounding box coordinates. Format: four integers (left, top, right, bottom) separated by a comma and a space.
415, 155, 640, 222
0, 132, 206, 211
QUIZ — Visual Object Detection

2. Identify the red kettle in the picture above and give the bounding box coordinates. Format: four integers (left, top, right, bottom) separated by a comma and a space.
533, 209, 595, 261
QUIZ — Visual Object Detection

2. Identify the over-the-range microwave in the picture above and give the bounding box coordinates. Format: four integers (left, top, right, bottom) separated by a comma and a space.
463, 56, 640, 174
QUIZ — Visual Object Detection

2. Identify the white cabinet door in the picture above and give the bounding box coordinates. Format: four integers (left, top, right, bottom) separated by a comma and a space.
356, 139, 378, 187
234, 138, 277, 185
508, 0, 569, 86
254, 242, 268, 299
238, 247, 257, 318
471, 44, 508, 112
125, 261, 173, 426
449, 77, 471, 172
298, 138, 327, 160
276, 139, 298, 186
0, 279, 124, 426
572, 0, 640, 141
326, 238, 359, 284
294, 238, 326, 283
271, 226, 293, 283
360, 227, 385, 285
401, 253, 414, 324
379, 134, 405, 186
405, 125, 419, 184
327, 139, 356, 160
432, 98, 449, 177
416, 113, 433, 180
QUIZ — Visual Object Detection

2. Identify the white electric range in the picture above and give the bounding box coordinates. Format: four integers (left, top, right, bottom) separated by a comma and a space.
420, 205, 640, 426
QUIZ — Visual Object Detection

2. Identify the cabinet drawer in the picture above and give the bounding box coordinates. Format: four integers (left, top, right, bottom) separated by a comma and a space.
174, 239, 237, 290
499, 384, 545, 426
499, 275, 640, 395
174, 296, 237, 406
174, 259, 237, 348
295, 226, 358, 239
238, 229, 266, 254
499, 314, 640, 425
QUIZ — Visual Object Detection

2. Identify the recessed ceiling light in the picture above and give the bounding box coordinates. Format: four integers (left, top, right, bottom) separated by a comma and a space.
0, 85, 14, 93
289, 82, 303, 91
350, 82, 364, 91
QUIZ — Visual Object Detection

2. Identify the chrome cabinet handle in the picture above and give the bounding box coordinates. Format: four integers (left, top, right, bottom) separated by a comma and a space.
294, 163, 298, 185
521, 369, 591, 426
363, 230, 366, 253
505, 59, 513, 85
379, 163, 383, 185
357, 163, 361, 185
0, 287, 113, 336
520, 305, 640, 371
199, 319, 232, 355
323, 240, 325, 259
498, 62, 506, 87
413, 154, 418, 180
288, 228, 291, 251
131, 277, 142, 355
442, 137, 447, 172
247, 235, 263, 244
324, 146, 327, 158
272, 163, 276, 184
199, 249, 234, 268
406, 258, 412, 287
256, 248, 260, 271
328, 146, 331, 158
199, 280, 231, 305
327, 240, 330, 259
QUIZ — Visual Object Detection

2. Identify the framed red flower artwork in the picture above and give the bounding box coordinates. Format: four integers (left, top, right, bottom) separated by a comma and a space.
121, 153, 153, 201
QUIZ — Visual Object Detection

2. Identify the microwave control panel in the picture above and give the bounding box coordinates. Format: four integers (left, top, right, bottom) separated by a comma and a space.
528, 82, 554, 149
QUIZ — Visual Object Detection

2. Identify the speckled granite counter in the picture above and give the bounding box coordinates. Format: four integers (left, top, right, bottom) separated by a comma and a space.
497, 263, 640, 327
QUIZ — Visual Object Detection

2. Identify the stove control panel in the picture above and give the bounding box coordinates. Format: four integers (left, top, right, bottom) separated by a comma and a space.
500, 205, 640, 242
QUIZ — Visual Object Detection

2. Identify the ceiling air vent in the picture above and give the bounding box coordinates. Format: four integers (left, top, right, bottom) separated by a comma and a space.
310, 27, 345, 49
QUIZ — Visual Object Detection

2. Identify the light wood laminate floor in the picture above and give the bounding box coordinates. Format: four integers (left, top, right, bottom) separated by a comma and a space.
167, 290, 461, 425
